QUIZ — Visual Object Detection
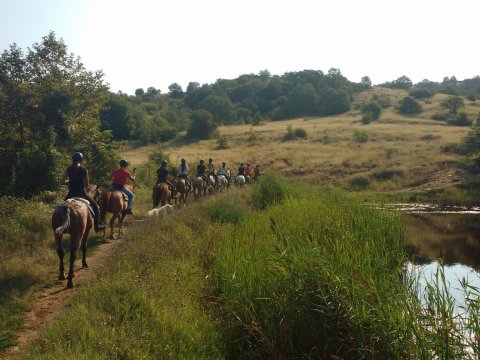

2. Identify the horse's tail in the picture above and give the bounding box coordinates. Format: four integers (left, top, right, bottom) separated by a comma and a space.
55, 205, 71, 236
100, 192, 111, 224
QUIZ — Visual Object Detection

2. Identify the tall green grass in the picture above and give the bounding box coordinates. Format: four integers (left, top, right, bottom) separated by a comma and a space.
0, 197, 53, 352
214, 188, 412, 358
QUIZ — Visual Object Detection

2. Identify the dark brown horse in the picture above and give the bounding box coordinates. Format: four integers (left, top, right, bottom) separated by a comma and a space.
152, 182, 172, 208
175, 177, 190, 207
99, 184, 134, 241
51, 185, 99, 289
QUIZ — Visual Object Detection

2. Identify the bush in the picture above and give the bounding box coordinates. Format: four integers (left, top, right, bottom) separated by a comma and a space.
216, 135, 229, 149
348, 176, 370, 190
362, 111, 373, 125
397, 96, 422, 115
187, 110, 217, 139
283, 125, 307, 141
251, 173, 289, 209
447, 112, 472, 126
353, 129, 368, 143
293, 127, 308, 139
420, 134, 440, 141
206, 199, 246, 224
466, 94, 477, 101
373, 169, 404, 180
361, 102, 381, 121
409, 88, 434, 99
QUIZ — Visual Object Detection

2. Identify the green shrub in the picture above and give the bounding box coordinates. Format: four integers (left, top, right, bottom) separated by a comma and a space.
361, 102, 381, 121
466, 94, 477, 101
420, 134, 440, 141
353, 129, 368, 143
283, 125, 307, 140
348, 176, 370, 189
397, 96, 422, 115
373, 169, 404, 180
447, 112, 472, 126
409, 88, 434, 99
432, 113, 448, 121
251, 173, 289, 209
293, 127, 307, 138
362, 111, 373, 124
206, 199, 246, 224
216, 135, 229, 149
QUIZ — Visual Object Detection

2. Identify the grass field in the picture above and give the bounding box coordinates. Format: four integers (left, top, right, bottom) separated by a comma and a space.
121, 88, 479, 201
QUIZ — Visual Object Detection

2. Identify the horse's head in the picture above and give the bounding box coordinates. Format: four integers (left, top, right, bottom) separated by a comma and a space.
87, 184, 101, 202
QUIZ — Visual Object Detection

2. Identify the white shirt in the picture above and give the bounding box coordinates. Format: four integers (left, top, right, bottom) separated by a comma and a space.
178, 164, 190, 175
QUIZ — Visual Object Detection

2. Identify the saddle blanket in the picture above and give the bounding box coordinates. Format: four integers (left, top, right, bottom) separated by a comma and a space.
65, 198, 95, 217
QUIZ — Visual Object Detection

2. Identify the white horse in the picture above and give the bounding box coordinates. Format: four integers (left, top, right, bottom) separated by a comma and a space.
217, 175, 229, 192
236, 175, 246, 189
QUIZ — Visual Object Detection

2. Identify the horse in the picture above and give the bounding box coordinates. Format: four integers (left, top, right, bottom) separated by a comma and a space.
152, 182, 172, 208
217, 175, 229, 192
51, 184, 99, 289
99, 184, 134, 242
236, 175, 246, 189
208, 174, 217, 195
174, 177, 190, 207
193, 176, 208, 200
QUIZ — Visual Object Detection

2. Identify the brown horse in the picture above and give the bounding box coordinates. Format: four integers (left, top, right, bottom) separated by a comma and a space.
51, 185, 99, 289
99, 184, 134, 241
175, 177, 190, 207
152, 182, 172, 207
193, 176, 208, 200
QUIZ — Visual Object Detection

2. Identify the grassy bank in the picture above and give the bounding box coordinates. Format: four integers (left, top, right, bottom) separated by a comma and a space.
14, 176, 480, 359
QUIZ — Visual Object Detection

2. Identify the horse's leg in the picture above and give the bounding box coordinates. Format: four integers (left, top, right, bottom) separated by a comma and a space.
81, 226, 90, 269
118, 213, 124, 237
109, 213, 116, 240
56, 232, 66, 280
67, 234, 81, 289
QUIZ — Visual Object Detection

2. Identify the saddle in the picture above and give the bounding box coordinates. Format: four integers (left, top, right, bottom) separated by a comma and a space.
108, 186, 129, 202
65, 198, 95, 217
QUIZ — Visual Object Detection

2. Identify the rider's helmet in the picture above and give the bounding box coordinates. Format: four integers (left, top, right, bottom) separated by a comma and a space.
209, 157, 213, 162
222, 161, 226, 166
181, 158, 186, 163
72, 152, 84, 162
119, 159, 129, 168
161, 159, 167, 166
247, 163, 250, 166
200, 159, 205, 164
240, 163, 244, 166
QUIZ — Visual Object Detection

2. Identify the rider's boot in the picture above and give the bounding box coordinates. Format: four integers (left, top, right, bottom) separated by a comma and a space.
92, 205, 106, 232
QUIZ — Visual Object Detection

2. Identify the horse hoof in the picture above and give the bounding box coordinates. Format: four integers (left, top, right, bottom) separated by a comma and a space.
58, 273, 66, 280
82, 263, 89, 269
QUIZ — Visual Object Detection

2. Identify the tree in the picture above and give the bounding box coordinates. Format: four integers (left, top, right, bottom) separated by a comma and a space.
287, 83, 318, 116
361, 76, 372, 89
397, 96, 422, 114
0, 32, 115, 195
460, 113, 480, 158
187, 109, 217, 139
168, 83, 183, 99
383, 75, 413, 90
135, 88, 145, 97
441, 96, 464, 114
198, 95, 235, 124
361, 102, 381, 124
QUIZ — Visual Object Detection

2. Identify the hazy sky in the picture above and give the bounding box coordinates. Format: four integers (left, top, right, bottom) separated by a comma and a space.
1, 0, 478, 94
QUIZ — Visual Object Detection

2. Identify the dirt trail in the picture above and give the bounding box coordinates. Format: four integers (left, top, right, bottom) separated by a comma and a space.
1, 238, 124, 360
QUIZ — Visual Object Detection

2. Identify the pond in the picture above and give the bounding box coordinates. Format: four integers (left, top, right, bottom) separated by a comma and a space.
383, 203, 480, 310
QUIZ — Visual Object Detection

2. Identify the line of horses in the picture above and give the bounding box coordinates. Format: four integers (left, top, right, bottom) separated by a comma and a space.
51, 172, 254, 288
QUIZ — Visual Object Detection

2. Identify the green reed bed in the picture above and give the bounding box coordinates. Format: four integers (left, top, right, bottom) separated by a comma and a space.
214, 186, 416, 359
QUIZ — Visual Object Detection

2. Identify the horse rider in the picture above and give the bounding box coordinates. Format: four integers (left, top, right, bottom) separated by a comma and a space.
62, 152, 105, 232
156, 160, 176, 199
208, 157, 218, 184
254, 164, 261, 180
218, 161, 231, 186
177, 158, 191, 191
197, 159, 211, 188
238, 163, 245, 176
111, 159, 136, 215
244, 163, 253, 179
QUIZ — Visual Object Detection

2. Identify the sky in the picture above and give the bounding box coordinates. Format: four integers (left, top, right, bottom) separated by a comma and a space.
1, 0, 478, 94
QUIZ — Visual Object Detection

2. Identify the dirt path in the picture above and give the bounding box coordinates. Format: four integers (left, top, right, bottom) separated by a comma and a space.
0, 238, 124, 360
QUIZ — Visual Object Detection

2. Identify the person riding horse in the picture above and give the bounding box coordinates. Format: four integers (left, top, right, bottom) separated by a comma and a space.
208, 157, 218, 185
244, 163, 253, 182
197, 159, 211, 188
177, 158, 191, 191
238, 163, 245, 176
111, 159, 136, 215
254, 164, 261, 181
218, 161, 231, 186
156, 160, 176, 199
62, 152, 105, 232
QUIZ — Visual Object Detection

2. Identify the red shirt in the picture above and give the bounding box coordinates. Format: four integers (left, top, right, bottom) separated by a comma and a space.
111, 168, 133, 186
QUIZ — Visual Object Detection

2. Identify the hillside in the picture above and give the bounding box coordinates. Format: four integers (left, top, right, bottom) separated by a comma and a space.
122, 87, 480, 198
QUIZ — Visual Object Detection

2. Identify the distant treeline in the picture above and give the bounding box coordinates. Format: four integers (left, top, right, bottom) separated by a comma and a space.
2, 33, 480, 196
